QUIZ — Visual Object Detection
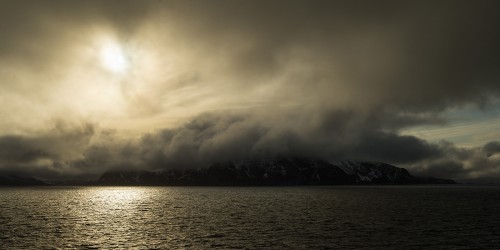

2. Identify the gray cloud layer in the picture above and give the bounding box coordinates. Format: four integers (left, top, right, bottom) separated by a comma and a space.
0, 0, 499, 182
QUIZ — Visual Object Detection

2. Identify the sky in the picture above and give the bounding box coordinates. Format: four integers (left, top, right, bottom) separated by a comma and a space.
0, 0, 499, 182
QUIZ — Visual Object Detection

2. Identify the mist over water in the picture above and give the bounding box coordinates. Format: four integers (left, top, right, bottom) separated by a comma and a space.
1, 186, 499, 249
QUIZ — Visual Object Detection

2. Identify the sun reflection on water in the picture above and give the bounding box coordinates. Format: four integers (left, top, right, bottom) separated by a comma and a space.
88, 187, 148, 212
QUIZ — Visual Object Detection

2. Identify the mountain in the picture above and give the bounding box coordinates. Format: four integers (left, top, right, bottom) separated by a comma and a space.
337, 160, 455, 184
98, 157, 354, 186
0, 174, 47, 186
97, 157, 456, 186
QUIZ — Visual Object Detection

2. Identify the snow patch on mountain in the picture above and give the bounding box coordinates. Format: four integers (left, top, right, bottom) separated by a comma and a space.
335, 160, 413, 184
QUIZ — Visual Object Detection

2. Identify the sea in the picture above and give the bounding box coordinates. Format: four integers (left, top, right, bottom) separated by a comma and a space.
0, 186, 499, 249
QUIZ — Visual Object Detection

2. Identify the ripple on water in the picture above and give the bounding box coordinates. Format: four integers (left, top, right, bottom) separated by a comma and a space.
1, 186, 500, 249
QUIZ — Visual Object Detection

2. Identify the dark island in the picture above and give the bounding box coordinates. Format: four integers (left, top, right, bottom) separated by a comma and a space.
96, 157, 455, 186
0, 174, 48, 186
0, 157, 455, 186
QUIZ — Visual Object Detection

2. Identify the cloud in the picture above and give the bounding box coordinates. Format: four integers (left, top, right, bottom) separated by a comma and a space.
0, 111, 499, 183
351, 132, 442, 164
483, 141, 500, 157
0, 1, 499, 182
162, 0, 500, 112
0, 122, 96, 179
410, 141, 500, 182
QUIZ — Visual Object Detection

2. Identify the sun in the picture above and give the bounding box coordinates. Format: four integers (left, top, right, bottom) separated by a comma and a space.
100, 42, 129, 73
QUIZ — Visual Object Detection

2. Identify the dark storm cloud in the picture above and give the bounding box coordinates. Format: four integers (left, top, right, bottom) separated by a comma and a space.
137, 113, 297, 168
352, 132, 442, 164
60, 111, 444, 173
1, 112, 499, 182
2, 0, 499, 113
0, 0, 500, 182
2, 0, 499, 106
414, 160, 465, 179
100, 112, 500, 183
0, 122, 95, 179
483, 142, 500, 157
409, 140, 500, 182
166, 0, 500, 111
93, 112, 451, 169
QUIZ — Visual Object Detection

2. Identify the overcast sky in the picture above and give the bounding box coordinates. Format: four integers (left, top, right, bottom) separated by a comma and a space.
0, 0, 499, 182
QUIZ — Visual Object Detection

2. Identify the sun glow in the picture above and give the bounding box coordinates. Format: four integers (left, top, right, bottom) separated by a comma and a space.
100, 42, 129, 73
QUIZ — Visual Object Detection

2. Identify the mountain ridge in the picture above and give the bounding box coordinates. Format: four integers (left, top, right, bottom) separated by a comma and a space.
97, 157, 456, 186
0, 174, 47, 186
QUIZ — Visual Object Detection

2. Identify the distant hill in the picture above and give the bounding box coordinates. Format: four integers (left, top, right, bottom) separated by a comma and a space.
97, 157, 456, 186
337, 160, 455, 184
0, 174, 47, 186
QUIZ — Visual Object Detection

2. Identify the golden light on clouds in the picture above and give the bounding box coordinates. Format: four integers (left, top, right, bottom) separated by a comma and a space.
0, 1, 499, 182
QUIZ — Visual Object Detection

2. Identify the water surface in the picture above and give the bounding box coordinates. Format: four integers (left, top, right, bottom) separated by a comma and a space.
1, 186, 499, 249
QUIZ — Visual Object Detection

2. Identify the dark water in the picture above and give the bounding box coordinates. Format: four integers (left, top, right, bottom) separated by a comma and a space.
1, 186, 499, 249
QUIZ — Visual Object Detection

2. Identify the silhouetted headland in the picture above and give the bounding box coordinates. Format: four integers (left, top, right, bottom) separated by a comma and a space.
96, 157, 456, 186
